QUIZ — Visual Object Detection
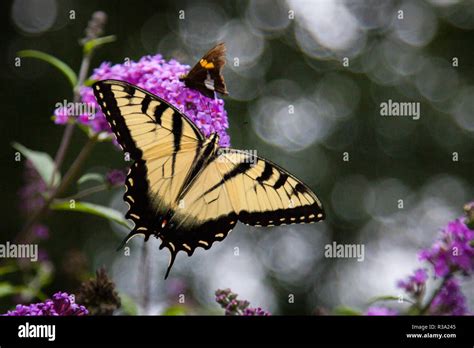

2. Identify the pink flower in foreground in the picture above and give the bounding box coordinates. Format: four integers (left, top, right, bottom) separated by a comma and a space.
3, 292, 88, 316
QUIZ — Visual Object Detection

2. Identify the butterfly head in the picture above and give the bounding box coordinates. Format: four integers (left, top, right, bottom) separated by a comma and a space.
178, 74, 188, 82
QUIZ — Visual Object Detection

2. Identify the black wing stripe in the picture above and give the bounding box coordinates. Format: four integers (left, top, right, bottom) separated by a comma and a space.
256, 161, 273, 184
154, 102, 168, 125
94, 79, 205, 143
94, 83, 143, 159
171, 111, 183, 176
172, 111, 183, 152
239, 204, 324, 226
123, 84, 136, 97
141, 95, 151, 114
292, 183, 306, 196
180, 136, 211, 197
273, 172, 288, 189
201, 161, 253, 197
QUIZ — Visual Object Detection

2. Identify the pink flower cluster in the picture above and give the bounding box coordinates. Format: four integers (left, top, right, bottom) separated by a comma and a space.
54, 55, 230, 147
3, 292, 88, 316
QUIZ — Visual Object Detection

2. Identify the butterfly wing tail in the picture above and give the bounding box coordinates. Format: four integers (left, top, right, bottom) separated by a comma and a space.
116, 230, 148, 251
164, 249, 178, 279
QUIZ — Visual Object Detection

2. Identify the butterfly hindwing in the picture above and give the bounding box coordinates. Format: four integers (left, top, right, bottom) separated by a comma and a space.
163, 149, 325, 263
165, 154, 239, 255
180, 43, 228, 98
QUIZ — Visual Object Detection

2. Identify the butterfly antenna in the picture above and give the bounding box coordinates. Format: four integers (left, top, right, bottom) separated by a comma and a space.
164, 250, 178, 279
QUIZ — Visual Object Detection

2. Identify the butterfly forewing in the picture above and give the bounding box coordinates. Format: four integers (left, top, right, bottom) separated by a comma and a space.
93, 80, 205, 235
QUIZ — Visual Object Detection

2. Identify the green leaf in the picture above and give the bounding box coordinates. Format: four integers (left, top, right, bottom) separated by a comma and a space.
12, 142, 61, 187
162, 305, 187, 316
368, 295, 400, 304
50, 200, 132, 229
76, 123, 93, 138
406, 306, 421, 315
0, 283, 16, 298
78, 173, 105, 185
84, 78, 97, 87
368, 295, 415, 305
18, 50, 77, 88
83, 35, 116, 55
0, 283, 29, 299
37, 262, 53, 288
333, 306, 362, 315
0, 265, 17, 276
119, 292, 138, 315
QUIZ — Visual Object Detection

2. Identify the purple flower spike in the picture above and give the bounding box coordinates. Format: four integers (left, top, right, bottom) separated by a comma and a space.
33, 224, 49, 239
106, 169, 127, 186
429, 278, 468, 315
365, 307, 398, 316
3, 292, 88, 316
55, 55, 231, 147
215, 288, 271, 316
19, 160, 47, 215
242, 307, 271, 316
53, 106, 69, 125
397, 268, 428, 297
419, 218, 474, 277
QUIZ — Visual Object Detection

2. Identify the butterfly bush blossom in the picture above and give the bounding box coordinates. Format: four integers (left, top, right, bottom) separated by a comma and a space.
397, 268, 428, 298
105, 168, 127, 187
429, 278, 468, 315
365, 307, 398, 316
54, 55, 230, 147
215, 288, 271, 316
418, 218, 474, 277
18, 160, 50, 240
3, 292, 88, 316
369, 211, 473, 316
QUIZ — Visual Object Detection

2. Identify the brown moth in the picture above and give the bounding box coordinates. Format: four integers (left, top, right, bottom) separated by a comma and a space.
179, 43, 228, 98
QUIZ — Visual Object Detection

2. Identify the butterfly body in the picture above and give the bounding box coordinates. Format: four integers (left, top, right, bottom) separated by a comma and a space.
179, 43, 228, 98
93, 80, 324, 278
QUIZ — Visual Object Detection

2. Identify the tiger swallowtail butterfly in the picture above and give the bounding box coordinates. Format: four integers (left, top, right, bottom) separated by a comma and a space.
93, 80, 325, 278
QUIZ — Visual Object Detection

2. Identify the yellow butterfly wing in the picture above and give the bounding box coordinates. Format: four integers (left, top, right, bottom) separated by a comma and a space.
93, 80, 325, 279
166, 148, 325, 255
93, 80, 205, 238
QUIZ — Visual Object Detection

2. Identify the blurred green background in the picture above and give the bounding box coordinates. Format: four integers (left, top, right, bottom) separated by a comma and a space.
1, 0, 473, 314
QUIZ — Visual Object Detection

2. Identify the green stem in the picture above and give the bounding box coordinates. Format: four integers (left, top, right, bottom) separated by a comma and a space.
18, 135, 98, 242
49, 122, 75, 188
20, 40, 99, 241
65, 183, 108, 200
55, 134, 98, 198
140, 241, 151, 314
49, 51, 94, 188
